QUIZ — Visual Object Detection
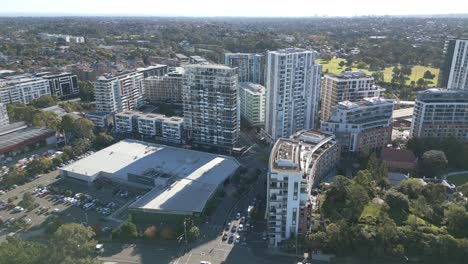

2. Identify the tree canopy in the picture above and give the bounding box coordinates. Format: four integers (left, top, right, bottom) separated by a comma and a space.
418, 150, 448, 177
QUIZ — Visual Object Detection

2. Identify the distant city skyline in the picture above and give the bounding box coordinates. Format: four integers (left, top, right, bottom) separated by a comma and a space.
1, 0, 468, 17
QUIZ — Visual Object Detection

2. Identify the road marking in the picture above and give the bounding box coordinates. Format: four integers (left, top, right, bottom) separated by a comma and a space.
98, 257, 140, 264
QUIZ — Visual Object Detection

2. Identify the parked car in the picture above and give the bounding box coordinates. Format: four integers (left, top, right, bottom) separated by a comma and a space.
238, 224, 244, 232
95, 244, 104, 254
235, 235, 240, 243
228, 234, 235, 243
224, 222, 231, 231
12, 206, 24, 213
222, 233, 228, 241
231, 224, 237, 233
236, 212, 241, 220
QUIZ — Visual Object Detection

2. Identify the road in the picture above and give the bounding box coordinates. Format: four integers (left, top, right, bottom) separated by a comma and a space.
392, 107, 414, 119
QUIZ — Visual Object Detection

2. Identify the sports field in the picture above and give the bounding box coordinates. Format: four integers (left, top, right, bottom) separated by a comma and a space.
316, 58, 439, 87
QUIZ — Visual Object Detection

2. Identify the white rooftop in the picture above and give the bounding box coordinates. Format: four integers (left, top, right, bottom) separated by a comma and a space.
61, 139, 240, 214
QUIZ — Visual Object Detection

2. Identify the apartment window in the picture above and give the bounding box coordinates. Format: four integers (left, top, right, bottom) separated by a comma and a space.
292, 208, 297, 225
293, 182, 299, 200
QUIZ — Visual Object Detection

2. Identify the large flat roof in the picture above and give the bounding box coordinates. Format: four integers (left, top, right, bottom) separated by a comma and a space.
61, 139, 240, 214
0, 126, 56, 153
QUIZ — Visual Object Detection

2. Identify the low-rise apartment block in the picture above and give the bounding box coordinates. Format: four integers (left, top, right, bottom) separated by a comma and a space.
320, 97, 394, 153
321, 71, 383, 121
0, 75, 51, 105
410, 88, 468, 141
115, 111, 185, 144
0, 103, 9, 128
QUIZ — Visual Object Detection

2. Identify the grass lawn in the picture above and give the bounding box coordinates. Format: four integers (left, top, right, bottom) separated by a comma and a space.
447, 174, 468, 186
316, 58, 439, 87
359, 202, 382, 225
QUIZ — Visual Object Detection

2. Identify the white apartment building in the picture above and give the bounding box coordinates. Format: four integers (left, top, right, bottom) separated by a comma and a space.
224, 53, 264, 84
0, 76, 51, 105
144, 68, 184, 104
114, 111, 134, 133
94, 71, 145, 114
265, 48, 322, 142
0, 103, 9, 127
38, 33, 85, 43
266, 130, 339, 246
440, 38, 468, 90
320, 71, 383, 121
320, 97, 394, 153
239, 82, 266, 127
114, 111, 185, 144
86, 112, 112, 129
410, 88, 468, 141
182, 64, 240, 151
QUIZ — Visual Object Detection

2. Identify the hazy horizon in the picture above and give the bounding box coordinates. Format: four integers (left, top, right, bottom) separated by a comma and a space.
2, 0, 468, 17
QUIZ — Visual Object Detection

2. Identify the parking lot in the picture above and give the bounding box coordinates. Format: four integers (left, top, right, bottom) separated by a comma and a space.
0, 154, 149, 240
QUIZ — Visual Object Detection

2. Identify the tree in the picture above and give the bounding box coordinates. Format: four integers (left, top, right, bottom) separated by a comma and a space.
423, 70, 435, 79
356, 62, 367, 69
459, 183, 468, 197
50, 223, 97, 264
32, 111, 60, 130
93, 133, 114, 150
113, 221, 138, 240
7, 104, 38, 124
187, 226, 200, 242
0, 237, 47, 264
412, 196, 434, 221
73, 138, 91, 156
60, 114, 76, 144
416, 78, 426, 88
354, 170, 375, 197
445, 204, 468, 237
30, 95, 59, 108
385, 190, 410, 212
19, 192, 35, 210
392, 66, 401, 75
421, 183, 446, 204
2, 166, 26, 186
322, 53, 333, 61
79, 81, 94, 102
322, 176, 370, 222
26, 157, 52, 176
73, 118, 95, 140
384, 190, 410, 224
322, 220, 351, 255
338, 61, 345, 68
401, 65, 412, 76
372, 71, 384, 83
418, 150, 448, 177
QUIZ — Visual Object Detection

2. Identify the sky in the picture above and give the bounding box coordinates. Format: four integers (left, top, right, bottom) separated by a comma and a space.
1, 0, 467, 17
